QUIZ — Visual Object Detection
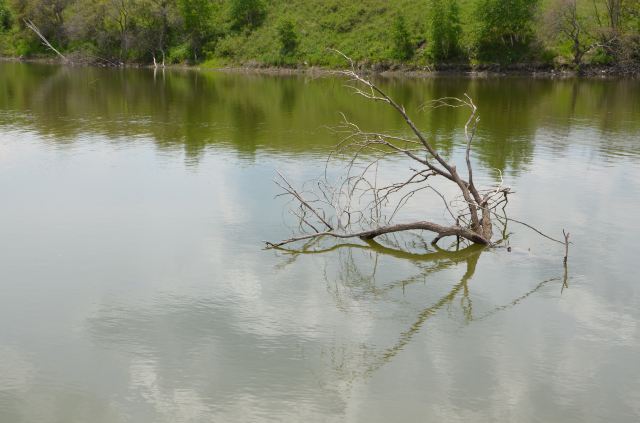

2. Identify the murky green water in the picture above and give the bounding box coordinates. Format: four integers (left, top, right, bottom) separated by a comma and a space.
0, 62, 639, 422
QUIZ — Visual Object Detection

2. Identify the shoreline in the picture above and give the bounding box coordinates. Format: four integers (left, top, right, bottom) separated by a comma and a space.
1, 55, 638, 79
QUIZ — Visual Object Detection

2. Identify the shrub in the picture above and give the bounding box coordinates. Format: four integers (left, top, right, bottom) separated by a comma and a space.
429, 0, 462, 61
392, 15, 413, 60
474, 0, 539, 63
168, 42, 191, 63
277, 19, 298, 57
0, 0, 11, 32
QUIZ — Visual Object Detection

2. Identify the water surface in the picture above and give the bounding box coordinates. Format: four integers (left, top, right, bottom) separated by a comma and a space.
0, 62, 639, 422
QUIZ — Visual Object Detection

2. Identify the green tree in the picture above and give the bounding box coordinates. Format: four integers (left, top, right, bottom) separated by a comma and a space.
544, 0, 597, 66
391, 15, 413, 60
429, 0, 462, 61
277, 18, 297, 57
0, 0, 11, 31
179, 0, 213, 60
63, 0, 110, 55
9, 0, 71, 52
474, 0, 539, 62
229, 0, 265, 30
593, 0, 640, 62
144, 0, 179, 59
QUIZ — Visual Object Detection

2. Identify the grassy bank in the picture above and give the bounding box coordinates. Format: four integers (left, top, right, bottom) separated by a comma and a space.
0, 0, 638, 72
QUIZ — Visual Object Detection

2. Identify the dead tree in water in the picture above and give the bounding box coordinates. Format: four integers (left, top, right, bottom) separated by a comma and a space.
266, 66, 517, 251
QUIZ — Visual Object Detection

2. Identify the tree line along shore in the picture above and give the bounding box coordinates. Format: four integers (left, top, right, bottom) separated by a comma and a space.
0, 0, 638, 74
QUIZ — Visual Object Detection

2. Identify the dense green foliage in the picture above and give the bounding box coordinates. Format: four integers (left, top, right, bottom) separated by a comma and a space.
473, 0, 539, 62
0, 0, 638, 69
0, 0, 11, 32
391, 15, 413, 60
428, 0, 462, 61
277, 18, 297, 59
178, 0, 216, 61
229, 0, 265, 30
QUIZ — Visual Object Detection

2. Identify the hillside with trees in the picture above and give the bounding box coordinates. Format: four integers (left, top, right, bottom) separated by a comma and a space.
0, 0, 638, 72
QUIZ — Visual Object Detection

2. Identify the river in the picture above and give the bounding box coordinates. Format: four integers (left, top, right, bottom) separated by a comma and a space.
0, 62, 639, 422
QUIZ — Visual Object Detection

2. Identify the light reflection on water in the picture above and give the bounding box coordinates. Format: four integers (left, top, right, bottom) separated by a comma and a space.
0, 63, 639, 422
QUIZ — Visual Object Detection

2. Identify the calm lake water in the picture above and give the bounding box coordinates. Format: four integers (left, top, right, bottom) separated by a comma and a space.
0, 62, 639, 422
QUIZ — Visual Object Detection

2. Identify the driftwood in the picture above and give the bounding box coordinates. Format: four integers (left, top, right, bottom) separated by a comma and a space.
267, 60, 512, 250
266, 53, 571, 262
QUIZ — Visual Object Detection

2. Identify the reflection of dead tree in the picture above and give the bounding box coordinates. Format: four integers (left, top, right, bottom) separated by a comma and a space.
475, 276, 564, 322
302, 240, 569, 379
267, 61, 515, 251
300, 241, 484, 379
270, 228, 572, 381
373, 246, 482, 370
275, 236, 484, 299
562, 230, 570, 292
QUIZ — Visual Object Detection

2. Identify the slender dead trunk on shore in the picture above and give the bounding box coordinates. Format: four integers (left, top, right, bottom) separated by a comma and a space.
23, 19, 68, 63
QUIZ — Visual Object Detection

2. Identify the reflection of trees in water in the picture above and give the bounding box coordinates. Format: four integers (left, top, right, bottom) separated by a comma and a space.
1, 62, 639, 168
229, 99, 265, 157
278, 80, 298, 115
467, 79, 549, 175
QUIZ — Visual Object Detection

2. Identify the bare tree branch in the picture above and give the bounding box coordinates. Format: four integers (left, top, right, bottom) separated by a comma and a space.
23, 19, 68, 63
267, 53, 566, 257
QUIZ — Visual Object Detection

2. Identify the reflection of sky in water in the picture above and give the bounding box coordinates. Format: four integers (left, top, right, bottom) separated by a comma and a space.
0, 65, 639, 422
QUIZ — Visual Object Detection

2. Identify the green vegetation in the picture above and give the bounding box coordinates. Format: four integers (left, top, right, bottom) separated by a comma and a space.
277, 18, 298, 59
392, 15, 413, 60
229, 0, 266, 30
0, 0, 639, 70
0, 0, 11, 32
473, 0, 539, 62
428, 0, 462, 61
178, 0, 217, 61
